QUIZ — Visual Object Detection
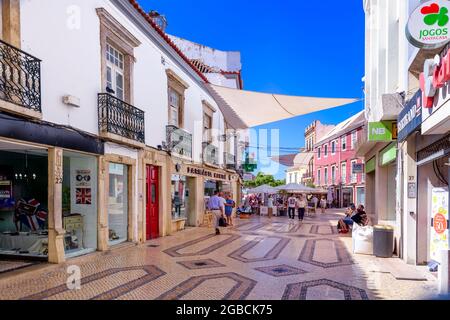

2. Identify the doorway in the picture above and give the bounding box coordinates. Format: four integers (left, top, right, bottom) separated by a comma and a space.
146, 165, 159, 240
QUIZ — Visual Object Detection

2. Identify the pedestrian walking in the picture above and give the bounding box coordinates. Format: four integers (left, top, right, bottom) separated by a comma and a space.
312, 195, 319, 209
208, 190, 225, 235
320, 196, 327, 214
297, 195, 307, 222
224, 193, 235, 227
287, 194, 296, 219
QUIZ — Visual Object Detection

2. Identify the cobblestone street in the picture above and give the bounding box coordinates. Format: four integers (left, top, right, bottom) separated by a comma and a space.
0, 210, 439, 300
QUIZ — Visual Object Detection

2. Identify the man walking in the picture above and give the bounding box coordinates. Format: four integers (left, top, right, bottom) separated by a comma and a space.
287, 194, 296, 219
208, 190, 224, 235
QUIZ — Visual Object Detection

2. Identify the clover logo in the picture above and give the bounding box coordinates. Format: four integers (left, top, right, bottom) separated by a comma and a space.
421, 3, 449, 27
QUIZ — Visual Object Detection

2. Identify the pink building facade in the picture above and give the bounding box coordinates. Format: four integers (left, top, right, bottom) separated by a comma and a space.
314, 112, 366, 208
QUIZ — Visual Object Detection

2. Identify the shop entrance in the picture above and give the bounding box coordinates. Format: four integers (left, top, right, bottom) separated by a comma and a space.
146, 165, 159, 240
108, 163, 129, 246
0, 141, 48, 262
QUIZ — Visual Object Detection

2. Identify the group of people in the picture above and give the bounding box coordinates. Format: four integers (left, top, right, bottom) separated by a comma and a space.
337, 204, 369, 234
207, 191, 236, 235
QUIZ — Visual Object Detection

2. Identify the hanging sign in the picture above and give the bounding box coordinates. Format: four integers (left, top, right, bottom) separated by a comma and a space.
406, 1, 450, 49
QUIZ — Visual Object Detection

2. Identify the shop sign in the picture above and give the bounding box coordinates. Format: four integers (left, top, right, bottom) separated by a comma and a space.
186, 166, 228, 181
398, 90, 423, 142
352, 163, 364, 174
379, 143, 397, 166
420, 48, 450, 108
365, 157, 376, 174
368, 121, 398, 142
430, 187, 449, 262
406, 1, 450, 49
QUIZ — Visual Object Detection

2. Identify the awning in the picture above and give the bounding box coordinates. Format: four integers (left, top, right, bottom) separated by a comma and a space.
207, 84, 358, 129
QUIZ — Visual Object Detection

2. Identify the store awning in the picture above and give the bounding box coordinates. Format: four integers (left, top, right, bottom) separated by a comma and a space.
207, 84, 359, 129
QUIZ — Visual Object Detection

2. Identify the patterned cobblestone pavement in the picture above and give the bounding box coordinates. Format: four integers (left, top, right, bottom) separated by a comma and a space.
0, 210, 439, 300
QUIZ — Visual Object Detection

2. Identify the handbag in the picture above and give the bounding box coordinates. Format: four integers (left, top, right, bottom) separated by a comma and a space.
219, 216, 227, 227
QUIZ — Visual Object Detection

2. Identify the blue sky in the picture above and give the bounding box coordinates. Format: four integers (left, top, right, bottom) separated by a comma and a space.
140, 0, 365, 179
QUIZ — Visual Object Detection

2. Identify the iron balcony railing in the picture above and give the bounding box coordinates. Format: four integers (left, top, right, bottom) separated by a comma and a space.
98, 93, 145, 143
224, 152, 237, 170
0, 39, 41, 112
166, 125, 193, 158
203, 142, 219, 166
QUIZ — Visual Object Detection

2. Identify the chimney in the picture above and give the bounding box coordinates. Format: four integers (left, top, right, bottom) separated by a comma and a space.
149, 10, 168, 32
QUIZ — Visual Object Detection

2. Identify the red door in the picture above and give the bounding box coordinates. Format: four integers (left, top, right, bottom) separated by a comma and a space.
146, 165, 159, 240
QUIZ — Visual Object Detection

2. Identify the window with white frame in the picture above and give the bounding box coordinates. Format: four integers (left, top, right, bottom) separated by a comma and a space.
331, 141, 336, 155
351, 131, 357, 150
351, 160, 357, 183
106, 44, 125, 100
324, 144, 328, 157
289, 173, 293, 184
317, 169, 321, 185
342, 135, 347, 151
317, 147, 321, 159
203, 112, 213, 143
341, 162, 347, 184
331, 165, 336, 185
324, 167, 328, 185
169, 88, 182, 127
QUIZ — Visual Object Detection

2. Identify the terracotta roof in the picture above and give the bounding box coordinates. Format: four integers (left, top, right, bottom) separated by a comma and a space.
127, 0, 209, 83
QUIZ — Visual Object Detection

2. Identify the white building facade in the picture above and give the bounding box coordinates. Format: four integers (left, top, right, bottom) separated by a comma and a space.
0, 0, 244, 264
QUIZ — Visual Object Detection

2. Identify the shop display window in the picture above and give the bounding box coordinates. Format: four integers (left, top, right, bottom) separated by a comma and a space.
108, 163, 128, 245
0, 145, 48, 259
62, 151, 98, 257
171, 175, 188, 219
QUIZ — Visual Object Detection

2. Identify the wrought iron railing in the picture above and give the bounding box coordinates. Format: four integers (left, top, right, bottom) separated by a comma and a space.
0, 39, 41, 112
224, 152, 237, 170
203, 142, 219, 166
98, 93, 145, 143
166, 125, 192, 158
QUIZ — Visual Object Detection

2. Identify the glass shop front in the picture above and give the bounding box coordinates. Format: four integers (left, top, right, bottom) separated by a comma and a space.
62, 151, 98, 258
0, 142, 49, 260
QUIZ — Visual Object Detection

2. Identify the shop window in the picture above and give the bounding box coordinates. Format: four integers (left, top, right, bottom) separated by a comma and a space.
62, 151, 98, 257
108, 163, 128, 245
0, 145, 48, 260
171, 175, 188, 220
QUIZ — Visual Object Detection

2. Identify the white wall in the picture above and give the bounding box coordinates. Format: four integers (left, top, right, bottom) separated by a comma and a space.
20, 0, 226, 163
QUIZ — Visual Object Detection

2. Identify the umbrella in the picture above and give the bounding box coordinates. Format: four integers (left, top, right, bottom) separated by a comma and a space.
275, 183, 317, 194
247, 184, 279, 194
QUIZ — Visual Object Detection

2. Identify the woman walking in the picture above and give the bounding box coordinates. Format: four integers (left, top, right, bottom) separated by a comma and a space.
297, 195, 307, 222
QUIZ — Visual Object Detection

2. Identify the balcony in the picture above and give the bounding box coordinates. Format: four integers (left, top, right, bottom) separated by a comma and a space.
98, 93, 145, 146
224, 152, 237, 170
166, 125, 192, 158
203, 142, 219, 166
0, 39, 41, 118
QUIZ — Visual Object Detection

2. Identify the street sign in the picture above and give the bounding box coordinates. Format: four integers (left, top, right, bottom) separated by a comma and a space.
352, 163, 364, 174
406, 0, 450, 49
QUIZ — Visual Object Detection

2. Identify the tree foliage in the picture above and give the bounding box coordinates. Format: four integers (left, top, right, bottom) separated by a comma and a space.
244, 172, 285, 188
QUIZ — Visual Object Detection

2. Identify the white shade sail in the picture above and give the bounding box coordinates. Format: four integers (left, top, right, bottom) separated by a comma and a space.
276, 183, 320, 194
207, 84, 358, 128
247, 184, 279, 194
